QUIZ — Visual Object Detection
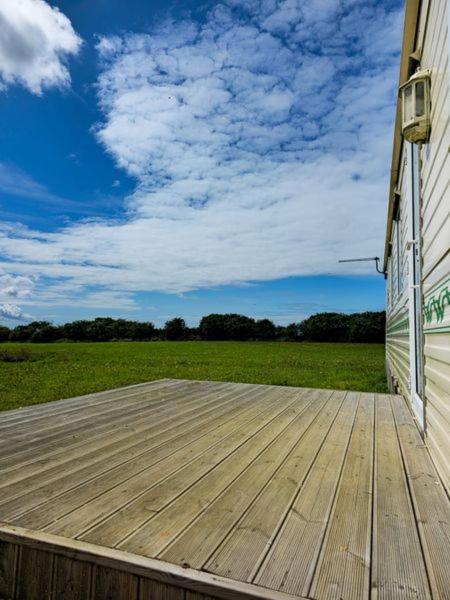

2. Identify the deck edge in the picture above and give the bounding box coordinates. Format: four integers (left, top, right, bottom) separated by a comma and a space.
0, 523, 308, 600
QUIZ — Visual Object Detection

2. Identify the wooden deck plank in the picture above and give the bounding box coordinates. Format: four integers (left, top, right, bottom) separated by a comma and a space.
205, 390, 351, 587
47, 386, 300, 540
0, 382, 255, 505
117, 389, 320, 558
308, 393, 375, 600
53, 555, 93, 600
253, 391, 358, 596
0, 523, 305, 600
0, 378, 176, 425
139, 579, 185, 600
0, 379, 193, 441
0, 539, 17, 599
76, 388, 309, 547
0, 380, 228, 457
0, 379, 182, 430
0, 382, 229, 473
391, 395, 450, 600
16, 546, 54, 599
0, 383, 246, 516
0, 380, 448, 600
0, 382, 245, 483
92, 564, 139, 599
372, 395, 431, 599
162, 390, 342, 571
8, 385, 280, 527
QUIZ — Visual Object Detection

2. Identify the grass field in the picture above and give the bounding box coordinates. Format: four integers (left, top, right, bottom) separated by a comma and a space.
0, 341, 387, 412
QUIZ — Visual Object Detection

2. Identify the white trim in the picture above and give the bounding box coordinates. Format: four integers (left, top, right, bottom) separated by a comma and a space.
406, 142, 425, 431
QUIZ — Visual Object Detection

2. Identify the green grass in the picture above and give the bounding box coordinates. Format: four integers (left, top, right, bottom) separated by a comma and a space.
0, 341, 387, 412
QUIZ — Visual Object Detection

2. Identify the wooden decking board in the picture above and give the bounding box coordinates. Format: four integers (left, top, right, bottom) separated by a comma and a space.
140, 579, 185, 600
0, 382, 246, 483
371, 395, 431, 599
309, 393, 375, 600
0, 383, 238, 495
0, 380, 227, 457
78, 388, 313, 548
254, 391, 359, 596
9, 385, 280, 528
159, 389, 336, 569
0, 379, 448, 600
0, 379, 177, 426
16, 545, 54, 598
52, 386, 300, 541
206, 390, 350, 586
0, 382, 261, 504
163, 390, 342, 571
0, 381, 223, 472
0, 379, 183, 431
92, 564, 139, 599
0, 379, 191, 442
0, 382, 247, 515
0, 524, 306, 600
391, 395, 450, 600
116, 388, 316, 558
0, 539, 17, 599
53, 554, 93, 600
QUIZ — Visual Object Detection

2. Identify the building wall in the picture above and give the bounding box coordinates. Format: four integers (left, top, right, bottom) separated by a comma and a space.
386, 0, 449, 491
386, 148, 411, 400
419, 0, 450, 491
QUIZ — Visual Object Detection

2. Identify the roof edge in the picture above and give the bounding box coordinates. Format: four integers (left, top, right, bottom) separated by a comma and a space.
383, 0, 422, 271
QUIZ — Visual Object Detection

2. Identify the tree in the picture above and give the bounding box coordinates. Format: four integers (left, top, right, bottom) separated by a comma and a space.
10, 321, 53, 342
348, 311, 385, 343
199, 314, 256, 340
254, 319, 276, 340
30, 325, 61, 343
297, 311, 386, 343
60, 320, 91, 341
129, 321, 156, 340
2, 311, 386, 344
282, 322, 303, 341
299, 313, 350, 342
0, 326, 10, 342
164, 318, 187, 341
199, 314, 228, 340
225, 314, 255, 340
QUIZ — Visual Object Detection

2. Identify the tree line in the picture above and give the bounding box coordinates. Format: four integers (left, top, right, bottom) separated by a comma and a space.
0, 311, 385, 343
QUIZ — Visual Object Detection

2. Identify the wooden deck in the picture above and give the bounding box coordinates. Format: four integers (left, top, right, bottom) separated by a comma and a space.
0, 379, 449, 599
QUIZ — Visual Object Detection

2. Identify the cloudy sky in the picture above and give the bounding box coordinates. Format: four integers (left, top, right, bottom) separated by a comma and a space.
0, 0, 403, 326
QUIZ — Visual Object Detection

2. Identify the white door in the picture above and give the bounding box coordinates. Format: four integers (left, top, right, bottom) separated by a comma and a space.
407, 142, 425, 431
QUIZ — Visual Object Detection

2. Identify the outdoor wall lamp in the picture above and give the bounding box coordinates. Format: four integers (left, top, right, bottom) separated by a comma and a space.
400, 68, 431, 143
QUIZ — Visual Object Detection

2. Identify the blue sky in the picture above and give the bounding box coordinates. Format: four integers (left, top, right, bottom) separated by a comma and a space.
0, 0, 403, 326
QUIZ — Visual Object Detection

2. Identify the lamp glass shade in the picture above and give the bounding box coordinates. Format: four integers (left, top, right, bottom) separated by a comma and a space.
404, 84, 413, 123
415, 81, 425, 116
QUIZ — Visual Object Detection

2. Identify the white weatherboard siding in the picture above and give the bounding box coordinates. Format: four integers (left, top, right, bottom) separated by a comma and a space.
420, 0, 450, 490
386, 149, 411, 400
385, 0, 450, 492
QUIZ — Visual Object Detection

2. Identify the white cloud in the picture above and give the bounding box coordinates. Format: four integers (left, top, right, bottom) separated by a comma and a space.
0, 0, 402, 307
0, 303, 27, 320
0, 274, 34, 299
0, 0, 81, 95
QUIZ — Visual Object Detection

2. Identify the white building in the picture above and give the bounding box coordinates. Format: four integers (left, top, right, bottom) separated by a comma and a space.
385, 0, 449, 491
